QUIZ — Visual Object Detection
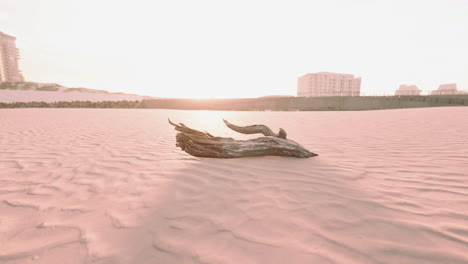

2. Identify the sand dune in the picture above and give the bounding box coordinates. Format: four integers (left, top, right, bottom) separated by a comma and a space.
0, 90, 144, 103
0, 107, 467, 263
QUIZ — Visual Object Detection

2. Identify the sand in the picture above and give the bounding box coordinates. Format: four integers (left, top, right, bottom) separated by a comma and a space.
0, 107, 467, 264
0, 90, 144, 103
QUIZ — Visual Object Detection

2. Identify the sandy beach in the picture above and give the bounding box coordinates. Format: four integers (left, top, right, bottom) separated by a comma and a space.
0, 90, 144, 103
0, 107, 467, 264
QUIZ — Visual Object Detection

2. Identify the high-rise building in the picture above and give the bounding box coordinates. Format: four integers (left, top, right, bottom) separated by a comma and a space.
395, 85, 421, 96
0, 31, 24, 82
297, 72, 361, 97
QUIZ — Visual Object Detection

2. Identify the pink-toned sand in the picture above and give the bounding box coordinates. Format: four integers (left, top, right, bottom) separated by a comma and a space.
0, 90, 144, 103
0, 107, 467, 264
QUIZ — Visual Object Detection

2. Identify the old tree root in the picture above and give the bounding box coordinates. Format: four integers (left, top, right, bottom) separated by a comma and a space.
169, 119, 318, 158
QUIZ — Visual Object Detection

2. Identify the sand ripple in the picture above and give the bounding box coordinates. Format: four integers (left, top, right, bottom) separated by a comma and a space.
0, 108, 467, 263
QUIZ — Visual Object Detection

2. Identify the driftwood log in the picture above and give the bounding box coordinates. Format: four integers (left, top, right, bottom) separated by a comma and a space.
169, 119, 317, 158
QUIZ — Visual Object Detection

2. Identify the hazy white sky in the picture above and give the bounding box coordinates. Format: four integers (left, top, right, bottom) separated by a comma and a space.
1, 0, 467, 98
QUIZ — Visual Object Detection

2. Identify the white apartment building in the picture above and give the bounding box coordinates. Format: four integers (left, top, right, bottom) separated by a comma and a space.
0, 31, 24, 82
395, 85, 421, 96
297, 72, 361, 97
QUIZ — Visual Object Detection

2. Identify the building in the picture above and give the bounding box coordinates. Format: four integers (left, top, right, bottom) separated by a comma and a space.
395, 85, 421, 96
297, 72, 361, 97
0, 31, 24, 82
430, 83, 462, 95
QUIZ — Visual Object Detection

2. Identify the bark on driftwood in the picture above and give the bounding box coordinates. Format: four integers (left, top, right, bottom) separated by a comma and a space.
169, 119, 317, 158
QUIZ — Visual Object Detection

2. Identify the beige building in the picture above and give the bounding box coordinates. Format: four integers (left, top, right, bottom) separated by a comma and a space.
297, 72, 361, 97
430, 83, 462, 95
395, 85, 421, 96
0, 31, 24, 82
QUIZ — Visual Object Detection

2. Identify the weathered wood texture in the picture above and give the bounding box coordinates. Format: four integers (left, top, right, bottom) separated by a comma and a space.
223, 119, 287, 139
169, 119, 317, 158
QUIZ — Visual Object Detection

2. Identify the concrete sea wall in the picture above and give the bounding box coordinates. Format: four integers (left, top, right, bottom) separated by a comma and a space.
140, 95, 468, 111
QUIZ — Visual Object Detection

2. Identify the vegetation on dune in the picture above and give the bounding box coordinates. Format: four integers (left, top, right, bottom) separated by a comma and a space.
0, 82, 62, 91
36, 86, 60, 91
0, 82, 17, 90
64, 88, 91, 93
0, 100, 141, 108
64, 88, 109, 93
1, 82, 137, 96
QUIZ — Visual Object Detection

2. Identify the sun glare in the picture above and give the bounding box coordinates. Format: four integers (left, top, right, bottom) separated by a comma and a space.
2, 0, 468, 97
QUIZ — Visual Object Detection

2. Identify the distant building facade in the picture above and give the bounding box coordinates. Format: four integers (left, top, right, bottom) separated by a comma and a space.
297, 72, 361, 97
395, 85, 421, 96
0, 31, 24, 82
430, 83, 462, 95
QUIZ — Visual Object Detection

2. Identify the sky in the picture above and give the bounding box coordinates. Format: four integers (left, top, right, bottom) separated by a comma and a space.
1, 0, 467, 98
